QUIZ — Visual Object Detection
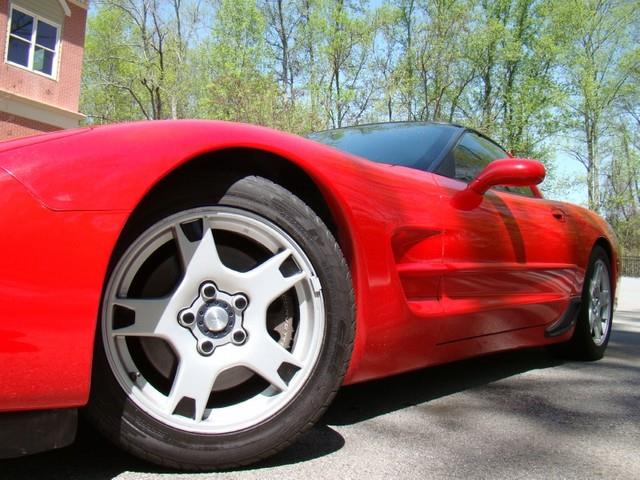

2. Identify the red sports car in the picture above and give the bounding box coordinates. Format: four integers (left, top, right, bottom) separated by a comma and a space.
0, 121, 618, 469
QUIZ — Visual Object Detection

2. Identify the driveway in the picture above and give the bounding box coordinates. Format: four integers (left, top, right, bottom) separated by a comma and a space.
4, 278, 639, 479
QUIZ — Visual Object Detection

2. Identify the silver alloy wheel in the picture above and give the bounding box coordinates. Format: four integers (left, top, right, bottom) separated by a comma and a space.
102, 207, 325, 433
588, 258, 611, 347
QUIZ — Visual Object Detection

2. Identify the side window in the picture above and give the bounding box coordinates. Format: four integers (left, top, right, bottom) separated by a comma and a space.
453, 132, 505, 182
439, 131, 534, 197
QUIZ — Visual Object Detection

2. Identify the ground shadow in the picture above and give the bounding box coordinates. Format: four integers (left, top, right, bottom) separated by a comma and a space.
0, 414, 345, 479
0, 346, 574, 478
323, 346, 563, 426
1, 420, 154, 480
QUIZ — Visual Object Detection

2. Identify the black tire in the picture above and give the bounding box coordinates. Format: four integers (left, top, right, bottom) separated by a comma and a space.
86, 175, 354, 470
553, 246, 613, 361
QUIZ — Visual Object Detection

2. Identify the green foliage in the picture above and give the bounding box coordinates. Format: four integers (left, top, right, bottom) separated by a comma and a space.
81, 0, 207, 122
81, 0, 639, 253
549, 0, 639, 211
81, 6, 140, 122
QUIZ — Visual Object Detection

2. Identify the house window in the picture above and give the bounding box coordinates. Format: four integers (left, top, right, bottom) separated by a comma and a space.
6, 7, 59, 78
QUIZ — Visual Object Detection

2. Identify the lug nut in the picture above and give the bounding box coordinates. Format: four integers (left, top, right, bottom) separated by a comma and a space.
201, 283, 216, 300
234, 296, 248, 310
180, 311, 195, 325
201, 341, 214, 354
232, 330, 247, 345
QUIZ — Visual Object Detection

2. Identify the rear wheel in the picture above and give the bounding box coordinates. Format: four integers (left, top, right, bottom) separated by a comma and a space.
556, 246, 613, 360
87, 176, 354, 470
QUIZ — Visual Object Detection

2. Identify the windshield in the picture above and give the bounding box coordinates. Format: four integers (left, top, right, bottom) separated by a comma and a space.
308, 122, 459, 169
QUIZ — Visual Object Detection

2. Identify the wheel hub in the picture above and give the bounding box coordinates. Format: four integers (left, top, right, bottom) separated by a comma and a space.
178, 281, 249, 355
203, 306, 230, 332
197, 300, 235, 338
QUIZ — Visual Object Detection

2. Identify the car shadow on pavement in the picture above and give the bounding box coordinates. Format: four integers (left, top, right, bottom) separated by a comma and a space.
1, 420, 155, 480
0, 347, 567, 479
323, 346, 563, 426
0, 419, 345, 479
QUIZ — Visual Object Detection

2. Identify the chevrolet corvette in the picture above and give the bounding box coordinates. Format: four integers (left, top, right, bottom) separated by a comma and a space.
0, 120, 618, 469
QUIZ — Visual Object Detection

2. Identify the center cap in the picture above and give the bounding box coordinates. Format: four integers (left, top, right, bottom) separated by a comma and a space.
203, 306, 230, 332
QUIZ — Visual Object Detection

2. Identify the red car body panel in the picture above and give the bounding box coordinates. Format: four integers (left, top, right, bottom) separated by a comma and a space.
0, 168, 127, 411
0, 120, 619, 412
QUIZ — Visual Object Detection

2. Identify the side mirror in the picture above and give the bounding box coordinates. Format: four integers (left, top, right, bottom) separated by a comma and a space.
452, 158, 545, 210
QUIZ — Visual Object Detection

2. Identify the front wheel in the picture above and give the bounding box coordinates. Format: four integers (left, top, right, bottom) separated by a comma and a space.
87, 176, 354, 470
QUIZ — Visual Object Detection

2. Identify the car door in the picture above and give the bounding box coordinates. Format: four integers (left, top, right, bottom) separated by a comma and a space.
432, 132, 580, 344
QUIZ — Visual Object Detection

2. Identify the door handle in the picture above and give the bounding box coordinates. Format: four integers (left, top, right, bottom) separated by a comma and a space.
551, 208, 567, 222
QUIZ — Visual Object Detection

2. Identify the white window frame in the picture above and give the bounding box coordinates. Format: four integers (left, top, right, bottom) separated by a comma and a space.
4, 4, 61, 80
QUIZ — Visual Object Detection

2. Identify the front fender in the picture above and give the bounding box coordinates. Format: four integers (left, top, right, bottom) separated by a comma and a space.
0, 120, 366, 213
0, 167, 127, 411
0, 121, 376, 386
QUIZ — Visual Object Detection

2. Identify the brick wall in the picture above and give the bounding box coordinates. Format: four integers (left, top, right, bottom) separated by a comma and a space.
0, 0, 87, 113
0, 111, 60, 139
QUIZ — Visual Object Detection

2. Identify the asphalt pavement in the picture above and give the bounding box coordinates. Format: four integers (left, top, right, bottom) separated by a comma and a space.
3, 278, 639, 479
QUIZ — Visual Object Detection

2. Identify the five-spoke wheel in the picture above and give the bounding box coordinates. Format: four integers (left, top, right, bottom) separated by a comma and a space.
105, 208, 324, 431
87, 176, 354, 470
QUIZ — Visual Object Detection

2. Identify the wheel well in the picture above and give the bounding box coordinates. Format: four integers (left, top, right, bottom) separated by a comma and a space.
594, 237, 616, 280
124, 147, 346, 259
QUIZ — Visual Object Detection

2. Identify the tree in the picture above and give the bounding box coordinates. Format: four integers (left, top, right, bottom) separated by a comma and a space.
81, 0, 207, 123
601, 47, 640, 254
320, 0, 376, 128
457, 0, 563, 162
262, 0, 300, 100
78, 0, 639, 256
551, 0, 639, 211
199, 0, 274, 123
602, 121, 640, 254
369, 3, 402, 121
197, 0, 315, 133
393, 0, 417, 120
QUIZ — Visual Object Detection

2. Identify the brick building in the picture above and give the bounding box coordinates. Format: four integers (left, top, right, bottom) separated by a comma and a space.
0, 0, 87, 140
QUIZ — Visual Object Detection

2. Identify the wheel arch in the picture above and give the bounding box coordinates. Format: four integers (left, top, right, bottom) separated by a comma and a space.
118, 147, 355, 267
106, 147, 363, 357
593, 236, 618, 294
